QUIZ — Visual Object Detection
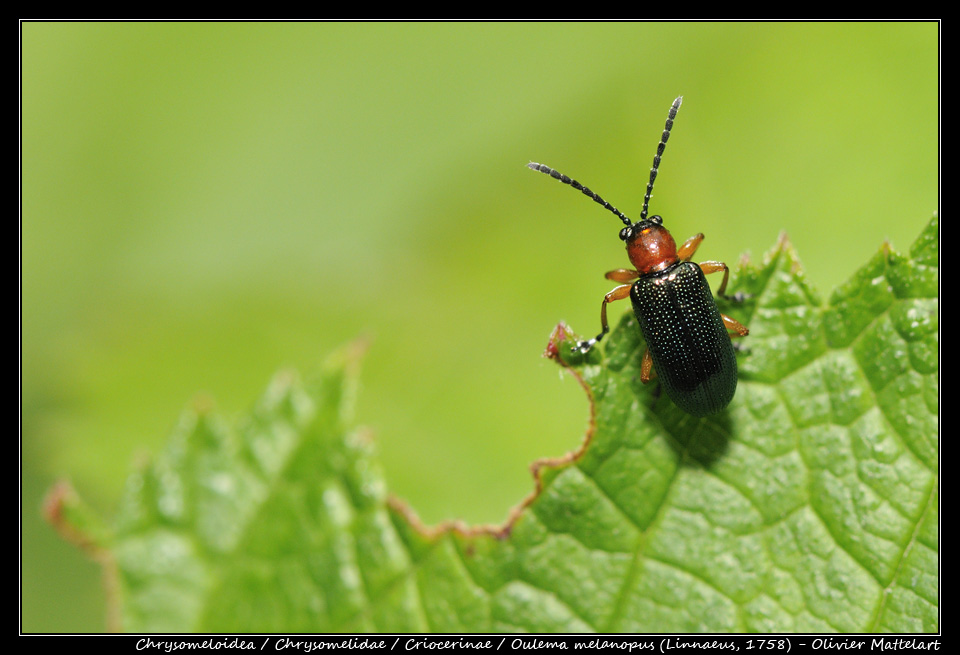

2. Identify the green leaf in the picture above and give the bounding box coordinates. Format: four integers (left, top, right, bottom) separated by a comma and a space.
48, 217, 938, 632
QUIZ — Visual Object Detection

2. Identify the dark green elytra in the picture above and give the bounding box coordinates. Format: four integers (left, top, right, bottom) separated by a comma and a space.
630, 261, 737, 416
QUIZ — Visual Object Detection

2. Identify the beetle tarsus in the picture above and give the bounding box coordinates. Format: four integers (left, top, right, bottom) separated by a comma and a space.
572, 337, 600, 354
721, 291, 750, 303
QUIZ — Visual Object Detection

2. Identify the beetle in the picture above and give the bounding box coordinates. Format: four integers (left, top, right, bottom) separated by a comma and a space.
528, 96, 749, 416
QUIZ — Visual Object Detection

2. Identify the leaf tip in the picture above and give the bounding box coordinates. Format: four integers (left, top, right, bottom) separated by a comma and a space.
323, 335, 372, 383
763, 229, 808, 278
775, 229, 795, 254
188, 392, 218, 416
543, 322, 575, 361
42, 479, 72, 526
43, 479, 110, 557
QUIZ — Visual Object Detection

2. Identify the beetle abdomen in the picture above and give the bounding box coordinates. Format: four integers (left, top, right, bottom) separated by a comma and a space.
630, 261, 737, 416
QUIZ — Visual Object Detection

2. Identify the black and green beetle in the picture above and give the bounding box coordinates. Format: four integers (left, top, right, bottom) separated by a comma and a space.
528, 96, 749, 416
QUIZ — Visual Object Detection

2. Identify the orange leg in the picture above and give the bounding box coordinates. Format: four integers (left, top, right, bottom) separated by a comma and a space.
698, 260, 731, 296
680, 234, 749, 302
699, 260, 750, 302
574, 284, 633, 353
720, 314, 750, 337
605, 268, 640, 283
640, 347, 657, 384
721, 313, 749, 336
677, 233, 705, 261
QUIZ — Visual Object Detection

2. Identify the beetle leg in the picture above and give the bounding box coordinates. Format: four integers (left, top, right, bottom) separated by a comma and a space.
677, 233, 705, 261
640, 347, 657, 383
574, 284, 633, 353
721, 313, 750, 336
604, 268, 640, 282
699, 260, 749, 301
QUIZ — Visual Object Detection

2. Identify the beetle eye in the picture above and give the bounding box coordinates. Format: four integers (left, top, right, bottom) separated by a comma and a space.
619, 227, 632, 241
650, 215, 663, 225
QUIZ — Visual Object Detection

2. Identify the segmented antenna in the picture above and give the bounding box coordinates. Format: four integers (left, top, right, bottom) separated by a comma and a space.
640, 95, 682, 221
527, 162, 632, 227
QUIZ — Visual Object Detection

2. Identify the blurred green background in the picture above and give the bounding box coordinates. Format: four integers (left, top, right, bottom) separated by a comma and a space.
22, 22, 937, 632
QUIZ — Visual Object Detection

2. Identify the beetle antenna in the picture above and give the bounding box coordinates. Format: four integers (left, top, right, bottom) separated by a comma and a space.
527, 162, 632, 227
640, 95, 682, 221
